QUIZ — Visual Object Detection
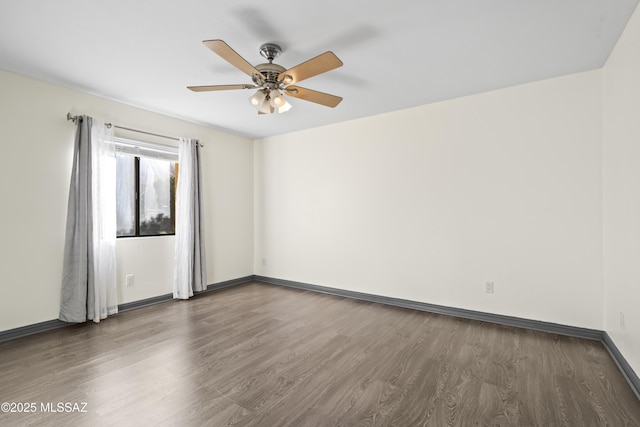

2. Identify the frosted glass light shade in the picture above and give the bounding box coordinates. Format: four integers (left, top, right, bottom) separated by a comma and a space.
269, 89, 285, 108
249, 90, 266, 106
257, 99, 274, 114
278, 100, 292, 113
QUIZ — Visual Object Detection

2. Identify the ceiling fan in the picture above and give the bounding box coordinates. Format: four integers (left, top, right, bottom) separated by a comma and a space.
188, 40, 344, 114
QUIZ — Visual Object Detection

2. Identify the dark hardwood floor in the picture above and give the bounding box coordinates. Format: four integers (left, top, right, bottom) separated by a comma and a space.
1, 282, 638, 426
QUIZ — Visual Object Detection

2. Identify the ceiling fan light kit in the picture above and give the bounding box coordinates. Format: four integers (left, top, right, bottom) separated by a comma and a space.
188, 40, 343, 115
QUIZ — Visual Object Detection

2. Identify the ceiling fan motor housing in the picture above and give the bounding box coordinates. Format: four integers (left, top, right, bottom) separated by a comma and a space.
256, 43, 286, 87
254, 62, 286, 87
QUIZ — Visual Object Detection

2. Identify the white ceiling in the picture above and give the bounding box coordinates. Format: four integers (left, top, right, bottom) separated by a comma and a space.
1, 0, 638, 139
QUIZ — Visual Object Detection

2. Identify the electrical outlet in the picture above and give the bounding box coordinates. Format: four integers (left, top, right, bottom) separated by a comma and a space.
620, 312, 625, 331
126, 274, 135, 287
262, 258, 266, 266
485, 281, 494, 293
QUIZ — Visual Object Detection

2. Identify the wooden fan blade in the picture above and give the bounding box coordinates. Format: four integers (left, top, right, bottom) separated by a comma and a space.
278, 52, 343, 84
202, 39, 263, 79
285, 85, 343, 107
188, 84, 256, 92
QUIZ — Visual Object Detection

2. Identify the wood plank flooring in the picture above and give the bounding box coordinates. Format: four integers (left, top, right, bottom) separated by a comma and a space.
0, 282, 638, 426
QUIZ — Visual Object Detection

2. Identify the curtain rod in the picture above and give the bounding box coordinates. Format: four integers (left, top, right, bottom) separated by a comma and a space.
66, 113, 203, 147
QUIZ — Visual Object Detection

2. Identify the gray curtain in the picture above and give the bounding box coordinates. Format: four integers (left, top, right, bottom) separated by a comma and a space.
174, 138, 207, 299
59, 116, 117, 322
60, 116, 93, 322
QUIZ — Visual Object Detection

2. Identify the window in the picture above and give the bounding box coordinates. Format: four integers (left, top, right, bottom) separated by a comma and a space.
115, 138, 178, 237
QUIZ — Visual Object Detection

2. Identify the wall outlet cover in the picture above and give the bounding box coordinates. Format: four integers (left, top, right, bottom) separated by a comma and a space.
485, 281, 494, 293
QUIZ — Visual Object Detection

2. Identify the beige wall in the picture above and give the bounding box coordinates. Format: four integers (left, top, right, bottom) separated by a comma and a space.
603, 2, 640, 376
255, 69, 604, 330
0, 69, 254, 331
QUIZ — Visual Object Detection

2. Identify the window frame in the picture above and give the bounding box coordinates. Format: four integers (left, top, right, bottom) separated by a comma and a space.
115, 137, 178, 239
